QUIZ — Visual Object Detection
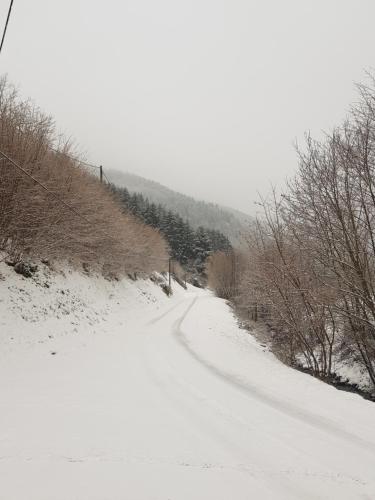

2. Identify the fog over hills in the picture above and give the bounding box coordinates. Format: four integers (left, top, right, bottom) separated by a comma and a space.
107, 170, 252, 246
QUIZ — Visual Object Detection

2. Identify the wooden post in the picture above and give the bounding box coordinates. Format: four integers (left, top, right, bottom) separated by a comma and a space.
168, 258, 172, 289
99, 165, 103, 183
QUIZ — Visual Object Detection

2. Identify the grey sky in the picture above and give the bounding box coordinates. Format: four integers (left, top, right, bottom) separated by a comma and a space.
1, 0, 375, 214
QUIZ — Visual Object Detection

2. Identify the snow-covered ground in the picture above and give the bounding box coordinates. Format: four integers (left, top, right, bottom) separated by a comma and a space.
0, 262, 375, 500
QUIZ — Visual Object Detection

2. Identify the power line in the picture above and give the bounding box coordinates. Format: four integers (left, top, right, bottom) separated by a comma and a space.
0, 0, 14, 55
0, 149, 98, 226
0, 149, 169, 263
50, 147, 101, 170
49, 147, 111, 184
102, 171, 112, 184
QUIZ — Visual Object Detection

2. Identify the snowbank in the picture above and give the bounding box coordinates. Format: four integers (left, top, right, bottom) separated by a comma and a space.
0, 261, 189, 357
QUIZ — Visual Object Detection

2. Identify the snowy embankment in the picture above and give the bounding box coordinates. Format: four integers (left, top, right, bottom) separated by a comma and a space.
0, 261, 186, 354
0, 262, 375, 500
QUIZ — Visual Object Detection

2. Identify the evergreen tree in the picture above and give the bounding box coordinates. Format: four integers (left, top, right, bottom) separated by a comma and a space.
109, 184, 232, 274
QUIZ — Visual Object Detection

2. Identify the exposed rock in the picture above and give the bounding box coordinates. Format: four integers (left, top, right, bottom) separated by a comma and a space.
14, 261, 38, 278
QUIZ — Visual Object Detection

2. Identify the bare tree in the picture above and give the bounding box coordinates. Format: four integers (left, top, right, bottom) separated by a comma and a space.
0, 75, 169, 276
215, 75, 375, 389
206, 250, 238, 300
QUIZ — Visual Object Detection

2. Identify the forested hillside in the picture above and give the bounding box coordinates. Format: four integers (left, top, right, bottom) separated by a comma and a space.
107, 170, 251, 246
110, 185, 232, 275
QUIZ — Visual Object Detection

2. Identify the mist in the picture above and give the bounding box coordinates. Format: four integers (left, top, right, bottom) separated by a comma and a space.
2, 0, 375, 213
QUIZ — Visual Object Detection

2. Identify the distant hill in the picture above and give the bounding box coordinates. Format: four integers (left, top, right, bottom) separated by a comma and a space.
107, 170, 252, 246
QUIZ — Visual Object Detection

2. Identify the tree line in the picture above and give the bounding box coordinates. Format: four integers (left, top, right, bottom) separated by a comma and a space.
208, 76, 375, 392
110, 185, 232, 274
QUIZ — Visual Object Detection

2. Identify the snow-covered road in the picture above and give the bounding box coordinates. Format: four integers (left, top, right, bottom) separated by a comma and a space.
1, 285, 375, 499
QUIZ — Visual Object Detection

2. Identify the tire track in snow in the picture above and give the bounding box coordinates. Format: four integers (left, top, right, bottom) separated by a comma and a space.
141, 295, 371, 498
140, 300, 320, 500
173, 296, 375, 456
147, 298, 187, 326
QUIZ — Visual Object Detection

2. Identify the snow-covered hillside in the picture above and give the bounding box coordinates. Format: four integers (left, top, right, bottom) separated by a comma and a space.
0, 262, 375, 500
0, 261, 187, 355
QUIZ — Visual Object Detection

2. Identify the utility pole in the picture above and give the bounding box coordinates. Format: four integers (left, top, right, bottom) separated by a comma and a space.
99, 165, 103, 183
168, 258, 172, 289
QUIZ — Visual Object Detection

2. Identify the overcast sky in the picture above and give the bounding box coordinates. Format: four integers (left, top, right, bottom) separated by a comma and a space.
1, 0, 375, 214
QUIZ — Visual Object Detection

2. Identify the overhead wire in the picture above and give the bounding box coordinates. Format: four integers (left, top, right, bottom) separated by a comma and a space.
0, 0, 14, 55
0, 3, 169, 267
0, 149, 169, 263
0, 149, 96, 225
49, 146, 101, 170
102, 171, 112, 184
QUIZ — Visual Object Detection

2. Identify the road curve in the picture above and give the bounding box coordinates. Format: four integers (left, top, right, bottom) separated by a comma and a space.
0, 291, 374, 500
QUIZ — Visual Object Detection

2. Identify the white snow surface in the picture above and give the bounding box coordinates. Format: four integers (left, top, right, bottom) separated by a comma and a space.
0, 262, 375, 500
